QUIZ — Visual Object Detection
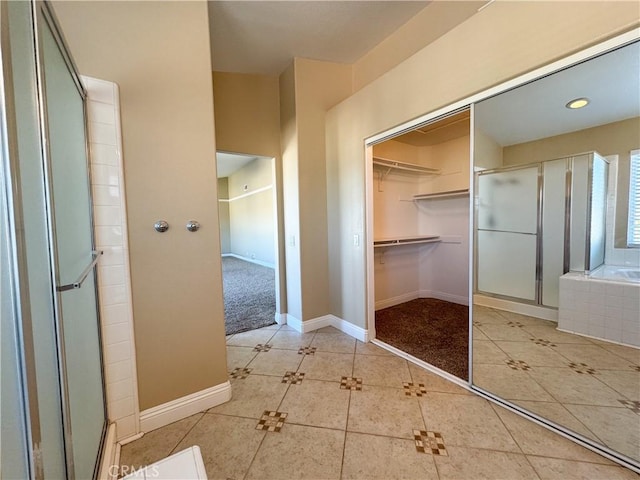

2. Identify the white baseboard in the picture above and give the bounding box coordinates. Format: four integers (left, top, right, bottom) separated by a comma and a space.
97, 422, 118, 480
222, 253, 275, 269
287, 313, 369, 342
284, 314, 303, 332
139, 381, 231, 433
473, 294, 558, 321
375, 291, 419, 311
275, 312, 287, 325
420, 290, 469, 306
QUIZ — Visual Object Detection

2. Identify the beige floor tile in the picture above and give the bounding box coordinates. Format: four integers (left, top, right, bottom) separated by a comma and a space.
472, 305, 510, 324
299, 351, 353, 381
495, 310, 555, 326
595, 370, 640, 400
552, 344, 632, 370
226, 328, 277, 347
434, 446, 539, 480
174, 413, 265, 480
208, 374, 289, 418
473, 340, 511, 365
522, 324, 594, 344
355, 340, 394, 356
341, 431, 439, 479
473, 364, 555, 402
268, 330, 315, 350
514, 400, 599, 441
419, 392, 521, 452
527, 456, 640, 480
495, 340, 569, 367
597, 343, 640, 365
353, 354, 411, 388
278, 379, 350, 430
408, 363, 471, 395
311, 332, 356, 353
564, 404, 640, 461
119, 413, 203, 470
314, 326, 342, 334
527, 367, 623, 406
493, 405, 614, 464
473, 326, 491, 341
245, 423, 344, 480
226, 346, 258, 371
246, 349, 304, 376
348, 385, 425, 439
477, 323, 536, 342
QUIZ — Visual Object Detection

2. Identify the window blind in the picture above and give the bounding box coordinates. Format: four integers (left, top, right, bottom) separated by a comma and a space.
628, 150, 640, 247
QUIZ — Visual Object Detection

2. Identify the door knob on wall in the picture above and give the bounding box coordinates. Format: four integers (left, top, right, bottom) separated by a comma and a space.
154, 220, 169, 232
186, 220, 200, 232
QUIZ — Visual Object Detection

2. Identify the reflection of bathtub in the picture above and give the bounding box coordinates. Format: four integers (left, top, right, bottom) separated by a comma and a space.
589, 265, 640, 283
558, 268, 640, 347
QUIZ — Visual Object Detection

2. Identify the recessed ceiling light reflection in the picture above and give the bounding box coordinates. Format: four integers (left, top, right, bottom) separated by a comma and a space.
566, 98, 589, 109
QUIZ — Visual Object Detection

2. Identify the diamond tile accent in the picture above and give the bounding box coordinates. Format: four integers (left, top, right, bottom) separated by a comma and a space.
472, 320, 483, 327
403, 382, 427, 397
256, 411, 287, 432
530, 338, 557, 347
507, 321, 524, 328
282, 371, 305, 384
506, 359, 531, 371
568, 362, 596, 375
619, 399, 640, 414
298, 346, 317, 355
229, 367, 252, 379
631, 365, 640, 372
413, 430, 448, 456
340, 377, 362, 391
253, 344, 272, 352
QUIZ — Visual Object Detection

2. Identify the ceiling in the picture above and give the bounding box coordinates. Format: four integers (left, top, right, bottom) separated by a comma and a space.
476, 41, 640, 147
208, 1, 430, 75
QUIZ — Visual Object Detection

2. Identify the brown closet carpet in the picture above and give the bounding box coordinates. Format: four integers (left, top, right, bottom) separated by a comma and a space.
375, 298, 469, 380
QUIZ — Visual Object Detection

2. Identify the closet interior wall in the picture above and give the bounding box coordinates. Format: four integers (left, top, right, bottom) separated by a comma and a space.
373, 113, 471, 311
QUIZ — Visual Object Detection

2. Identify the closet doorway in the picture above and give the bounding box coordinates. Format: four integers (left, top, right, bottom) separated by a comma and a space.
367, 110, 471, 380
216, 151, 282, 335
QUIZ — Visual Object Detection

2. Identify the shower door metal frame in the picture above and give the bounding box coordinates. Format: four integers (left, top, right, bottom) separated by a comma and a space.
32, 1, 108, 478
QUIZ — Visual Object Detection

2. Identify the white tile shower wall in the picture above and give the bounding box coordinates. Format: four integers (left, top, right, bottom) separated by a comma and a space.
83, 76, 140, 441
605, 157, 640, 267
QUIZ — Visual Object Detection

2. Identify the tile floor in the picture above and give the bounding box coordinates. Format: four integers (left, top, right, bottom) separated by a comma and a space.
473, 305, 640, 462
120, 323, 639, 479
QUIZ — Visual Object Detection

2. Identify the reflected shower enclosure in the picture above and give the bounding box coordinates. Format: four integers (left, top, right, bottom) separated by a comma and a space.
475, 152, 608, 307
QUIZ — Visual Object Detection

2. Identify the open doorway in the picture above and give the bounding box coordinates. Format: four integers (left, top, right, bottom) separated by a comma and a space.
367, 110, 471, 380
217, 151, 281, 335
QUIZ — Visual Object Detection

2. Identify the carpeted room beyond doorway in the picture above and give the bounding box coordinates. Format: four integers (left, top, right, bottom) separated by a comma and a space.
222, 256, 276, 335
375, 298, 469, 380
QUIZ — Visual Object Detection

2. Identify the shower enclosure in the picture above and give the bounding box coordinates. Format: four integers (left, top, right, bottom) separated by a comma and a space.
1, 2, 107, 478
475, 152, 608, 308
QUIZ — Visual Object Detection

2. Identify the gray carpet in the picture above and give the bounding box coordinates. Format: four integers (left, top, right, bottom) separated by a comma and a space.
222, 256, 276, 335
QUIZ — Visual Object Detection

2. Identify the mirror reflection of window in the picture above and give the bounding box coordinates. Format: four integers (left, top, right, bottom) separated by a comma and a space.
627, 149, 640, 247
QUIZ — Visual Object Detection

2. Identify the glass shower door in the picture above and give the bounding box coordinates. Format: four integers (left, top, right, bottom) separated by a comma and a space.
39, 8, 107, 479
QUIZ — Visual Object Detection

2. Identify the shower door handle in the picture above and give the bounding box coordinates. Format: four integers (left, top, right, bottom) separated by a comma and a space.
56, 250, 103, 292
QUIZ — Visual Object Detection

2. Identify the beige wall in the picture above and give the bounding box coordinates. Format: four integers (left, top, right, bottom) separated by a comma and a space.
227, 158, 275, 265
353, 1, 482, 91
326, 1, 639, 327
217, 178, 230, 253
294, 58, 353, 320
53, 1, 228, 409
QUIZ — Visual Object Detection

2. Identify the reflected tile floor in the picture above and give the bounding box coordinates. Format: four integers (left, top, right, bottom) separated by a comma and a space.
473, 305, 640, 462
120, 324, 639, 479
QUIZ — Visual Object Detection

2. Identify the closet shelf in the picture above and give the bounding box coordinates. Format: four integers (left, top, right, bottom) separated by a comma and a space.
413, 189, 469, 200
373, 157, 440, 175
374, 235, 441, 248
